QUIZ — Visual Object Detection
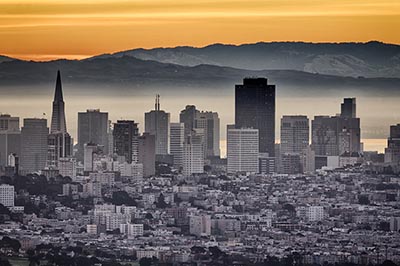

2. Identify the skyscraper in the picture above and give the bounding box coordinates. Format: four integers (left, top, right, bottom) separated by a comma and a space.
280, 115, 309, 154
227, 125, 259, 173
180, 105, 199, 137
20, 118, 49, 174
312, 98, 360, 156
47, 71, 72, 169
145, 95, 170, 155
77, 109, 109, 161
341, 98, 356, 119
170, 123, 185, 167
385, 124, 400, 164
195, 111, 220, 158
182, 130, 204, 176
235, 78, 275, 157
0, 114, 20, 169
138, 133, 156, 177
113, 120, 139, 163
50, 70, 67, 134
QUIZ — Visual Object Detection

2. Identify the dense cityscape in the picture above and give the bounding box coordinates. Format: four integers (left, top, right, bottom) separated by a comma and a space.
0, 71, 399, 266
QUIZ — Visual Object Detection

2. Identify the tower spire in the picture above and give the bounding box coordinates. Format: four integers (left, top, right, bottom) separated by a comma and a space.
50, 70, 67, 133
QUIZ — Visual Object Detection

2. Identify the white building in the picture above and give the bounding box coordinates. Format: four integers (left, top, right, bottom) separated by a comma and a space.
120, 223, 144, 237
0, 184, 14, 207
189, 214, 211, 237
297, 206, 325, 222
182, 130, 204, 176
227, 125, 259, 173
170, 122, 185, 167
58, 157, 77, 179
89, 172, 115, 187
83, 182, 102, 198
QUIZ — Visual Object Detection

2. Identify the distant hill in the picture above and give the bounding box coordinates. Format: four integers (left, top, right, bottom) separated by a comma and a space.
92, 41, 400, 78
0, 56, 399, 96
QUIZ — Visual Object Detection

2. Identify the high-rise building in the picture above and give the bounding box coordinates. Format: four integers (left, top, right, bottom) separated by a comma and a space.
77, 109, 109, 161
280, 116, 309, 154
341, 98, 356, 119
170, 123, 185, 167
47, 71, 72, 169
138, 133, 156, 177
20, 118, 49, 174
58, 157, 77, 179
189, 214, 211, 237
227, 125, 259, 173
113, 120, 139, 163
182, 130, 204, 176
195, 111, 220, 158
280, 153, 302, 174
235, 78, 275, 156
180, 105, 199, 137
0, 114, 21, 169
0, 184, 14, 207
145, 95, 170, 155
385, 124, 400, 164
312, 98, 360, 156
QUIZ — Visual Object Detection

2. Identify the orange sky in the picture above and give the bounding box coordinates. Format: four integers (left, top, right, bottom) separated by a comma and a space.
1, 0, 400, 61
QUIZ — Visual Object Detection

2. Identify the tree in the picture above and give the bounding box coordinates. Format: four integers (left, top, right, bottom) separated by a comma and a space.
107, 191, 137, 206
0, 236, 21, 252
155, 193, 168, 209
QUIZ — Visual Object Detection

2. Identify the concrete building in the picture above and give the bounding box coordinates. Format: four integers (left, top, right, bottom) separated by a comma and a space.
280, 115, 309, 154
113, 120, 139, 164
182, 130, 204, 176
120, 223, 144, 237
189, 214, 211, 237
58, 157, 77, 179
77, 109, 109, 161
0, 114, 21, 169
180, 105, 199, 137
145, 95, 170, 155
235, 78, 275, 157
20, 118, 48, 174
0, 184, 14, 207
385, 124, 400, 164
138, 133, 156, 177
227, 125, 259, 173
195, 111, 220, 158
280, 153, 302, 174
170, 122, 185, 168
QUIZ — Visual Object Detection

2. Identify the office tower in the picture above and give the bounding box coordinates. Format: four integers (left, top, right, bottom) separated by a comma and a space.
5, 154, 19, 177
312, 98, 360, 156
20, 118, 49, 174
47, 71, 72, 169
280, 153, 302, 174
77, 109, 109, 161
0, 184, 14, 207
180, 105, 199, 137
259, 154, 276, 174
385, 124, 400, 164
170, 123, 185, 167
0, 114, 21, 169
227, 125, 259, 173
341, 98, 356, 119
195, 111, 220, 158
113, 120, 139, 163
138, 133, 156, 177
50, 70, 67, 134
235, 78, 275, 156
301, 146, 316, 173
280, 116, 309, 154
145, 95, 170, 155
182, 130, 204, 176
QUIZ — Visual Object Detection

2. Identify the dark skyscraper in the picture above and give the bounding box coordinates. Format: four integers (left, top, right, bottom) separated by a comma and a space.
50, 70, 67, 134
47, 71, 72, 169
235, 78, 276, 156
180, 105, 198, 137
113, 120, 139, 163
341, 98, 356, 119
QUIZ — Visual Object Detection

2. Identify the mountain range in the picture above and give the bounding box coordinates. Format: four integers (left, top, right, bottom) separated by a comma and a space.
0, 41, 399, 95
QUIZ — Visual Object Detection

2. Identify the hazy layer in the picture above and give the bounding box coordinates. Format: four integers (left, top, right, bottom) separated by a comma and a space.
0, 85, 397, 157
